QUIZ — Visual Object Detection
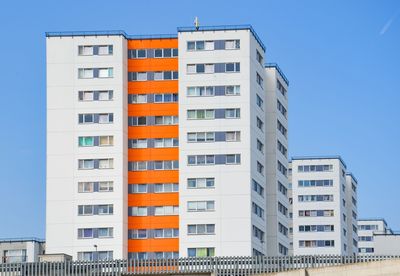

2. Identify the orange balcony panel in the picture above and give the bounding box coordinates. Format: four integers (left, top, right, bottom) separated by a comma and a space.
128, 216, 179, 229
128, 171, 179, 184
128, 39, 178, 49
128, 126, 178, 139
128, 81, 178, 93
128, 103, 178, 116
128, 238, 179, 252
128, 193, 179, 206
128, 58, 178, 71
128, 148, 178, 161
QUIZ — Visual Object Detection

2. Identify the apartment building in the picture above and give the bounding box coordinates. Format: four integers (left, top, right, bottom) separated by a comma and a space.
0, 238, 45, 263
357, 218, 392, 255
289, 157, 358, 255
46, 25, 290, 260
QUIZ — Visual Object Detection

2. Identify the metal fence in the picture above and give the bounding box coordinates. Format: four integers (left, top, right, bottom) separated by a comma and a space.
1, 255, 399, 276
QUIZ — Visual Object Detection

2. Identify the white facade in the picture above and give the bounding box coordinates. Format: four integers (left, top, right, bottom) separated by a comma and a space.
46, 34, 128, 260
178, 28, 270, 257
357, 219, 392, 255
290, 157, 358, 255
264, 66, 290, 255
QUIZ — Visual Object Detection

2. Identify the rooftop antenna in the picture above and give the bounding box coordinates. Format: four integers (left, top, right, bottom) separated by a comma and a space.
194, 17, 200, 30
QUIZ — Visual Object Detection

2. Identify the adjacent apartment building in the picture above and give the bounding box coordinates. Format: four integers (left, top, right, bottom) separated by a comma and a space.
357, 218, 392, 255
0, 238, 45, 263
289, 157, 358, 255
46, 25, 290, 260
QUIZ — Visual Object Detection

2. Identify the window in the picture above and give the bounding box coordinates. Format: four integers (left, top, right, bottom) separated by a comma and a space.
129, 229, 148, 239
278, 202, 288, 217
78, 159, 95, 170
153, 93, 178, 103
154, 160, 179, 170
277, 80, 287, 97
298, 179, 334, 187
154, 138, 179, 148
187, 109, 215, 119
187, 132, 215, 142
256, 94, 264, 110
256, 139, 264, 154
78, 228, 113, 239
78, 113, 113, 124
277, 161, 287, 176
78, 68, 94, 79
98, 159, 113, 169
225, 131, 241, 141
299, 210, 334, 217
78, 181, 113, 193
277, 120, 287, 137
225, 85, 241, 95
129, 161, 178, 171
154, 228, 179, 238
79, 137, 94, 147
256, 117, 264, 132
298, 164, 333, 172
278, 181, 287, 196
252, 225, 265, 242
99, 136, 113, 146
188, 224, 215, 235
154, 183, 179, 193
129, 139, 148, 148
279, 223, 288, 237
128, 71, 178, 81
78, 204, 113, 215
77, 251, 113, 261
252, 202, 264, 219
187, 63, 239, 74
277, 140, 287, 157
154, 206, 179, 216
298, 195, 334, 202
187, 86, 214, 97
256, 50, 263, 64
188, 178, 215, 189
277, 100, 287, 117
98, 45, 113, 55
279, 244, 288, 256
188, 248, 215, 257
131, 207, 148, 216
187, 201, 215, 212
252, 179, 264, 197
299, 240, 335, 248
256, 72, 263, 87
225, 40, 240, 49
78, 90, 113, 101
188, 155, 214, 165
154, 116, 178, 125
78, 46, 94, 56
129, 184, 148, 194
257, 161, 264, 175
225, 108, 240, 118
299, 225, 334, 232
98, 68, 113, 78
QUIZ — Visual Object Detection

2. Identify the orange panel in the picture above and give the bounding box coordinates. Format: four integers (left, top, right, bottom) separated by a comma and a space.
128, 81, 178, 94
128, 103, 178, 116
128, 148, 178, 161
128, 216, 179, 229
128, 126, 178, 139
128, 59, 178, 72
128, 193, 179, 206
128, 238, 179, 252
128, 39, 178, 49
128, 171, 178, 184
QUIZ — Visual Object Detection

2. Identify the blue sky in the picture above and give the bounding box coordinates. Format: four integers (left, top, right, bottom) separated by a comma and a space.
0, 0, 399, 238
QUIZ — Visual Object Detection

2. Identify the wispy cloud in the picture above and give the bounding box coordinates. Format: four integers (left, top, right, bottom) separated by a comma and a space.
380, 11, 400, 35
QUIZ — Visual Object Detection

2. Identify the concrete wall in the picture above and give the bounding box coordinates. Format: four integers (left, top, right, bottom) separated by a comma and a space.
258, 259, 400, 276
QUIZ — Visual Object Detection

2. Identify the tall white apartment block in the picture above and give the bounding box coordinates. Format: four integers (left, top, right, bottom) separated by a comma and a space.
46, 25, 290, 260
264, 65, 290, 255
290, 157, 358, 255
46, 34, 128, 260
357, 219, 392, 255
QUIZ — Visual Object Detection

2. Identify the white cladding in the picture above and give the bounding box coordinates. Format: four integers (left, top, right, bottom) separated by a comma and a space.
264, 67, 290, 255
357, 219, 391, 255
291, 158, 358, 255
178, 29, 268, 257
46, 35, 128, 259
